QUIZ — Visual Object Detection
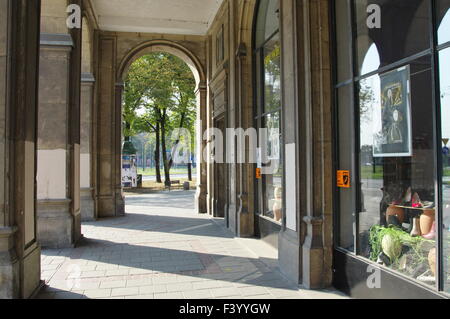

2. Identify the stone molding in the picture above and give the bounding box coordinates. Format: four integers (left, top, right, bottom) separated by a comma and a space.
40, 33, 74, 47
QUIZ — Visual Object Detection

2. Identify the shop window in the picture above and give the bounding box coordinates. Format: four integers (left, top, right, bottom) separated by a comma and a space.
254, 0, 283, 224
334, 0, 450, 294
439, 48, 450, 293
358, 57, 436, 287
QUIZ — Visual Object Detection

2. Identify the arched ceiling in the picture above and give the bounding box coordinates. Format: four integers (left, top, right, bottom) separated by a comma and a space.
88, 0, 224, 35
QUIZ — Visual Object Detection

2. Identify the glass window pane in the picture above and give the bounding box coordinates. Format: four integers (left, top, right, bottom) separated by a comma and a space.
262, 112, 283, 223
264, 33, 281, 113
354, 0, 430, 76
255, 0, 279, 48
359, 56, 437, 288
437, 0, 450, 45
439, 48, 450, 293
337, 84, 356, 252
335, 0, 353, 83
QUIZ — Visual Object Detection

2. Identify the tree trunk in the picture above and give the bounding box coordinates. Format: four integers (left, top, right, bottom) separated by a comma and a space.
125, 122, 131, 142
155, 122, 162, 183
188, 163, 192, 181
161, 112, 171, 185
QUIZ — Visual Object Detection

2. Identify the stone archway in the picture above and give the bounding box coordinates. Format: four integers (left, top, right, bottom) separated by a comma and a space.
95, 37, 208, 217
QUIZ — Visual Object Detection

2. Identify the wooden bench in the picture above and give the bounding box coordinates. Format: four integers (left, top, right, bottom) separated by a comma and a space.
164, 180, 180, 191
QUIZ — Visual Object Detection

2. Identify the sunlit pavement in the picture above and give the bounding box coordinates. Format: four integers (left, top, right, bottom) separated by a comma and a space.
37, 191, 348, 299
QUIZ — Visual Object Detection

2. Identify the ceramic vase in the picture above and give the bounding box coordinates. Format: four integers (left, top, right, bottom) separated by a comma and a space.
420, 209, 435, 235
428, 248, 436, 277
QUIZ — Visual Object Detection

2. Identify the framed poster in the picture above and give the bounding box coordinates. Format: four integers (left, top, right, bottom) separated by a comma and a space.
373, 66, 412, 157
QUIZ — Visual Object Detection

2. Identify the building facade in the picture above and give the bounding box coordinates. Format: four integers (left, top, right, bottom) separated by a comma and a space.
0, 0, 449, 299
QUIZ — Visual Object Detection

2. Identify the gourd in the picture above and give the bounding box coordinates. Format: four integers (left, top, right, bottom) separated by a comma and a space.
381, 233, 402, 262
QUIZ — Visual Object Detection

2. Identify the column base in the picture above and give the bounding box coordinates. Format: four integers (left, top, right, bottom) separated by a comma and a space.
0, 228, 42, 299
0, 227, 20, 299
81, 188, 95, 222
237, 193, 254, 238
97, 192, 125, 218
195, 186, 207, 214
115, 188, 125, 217
37, 199, 75, 249
301, 216, 332, 289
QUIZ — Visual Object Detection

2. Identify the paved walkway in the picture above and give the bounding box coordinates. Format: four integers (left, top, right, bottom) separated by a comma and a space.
37, 191, 347, 299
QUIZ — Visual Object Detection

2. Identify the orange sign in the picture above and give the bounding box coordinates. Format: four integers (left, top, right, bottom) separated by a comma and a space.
256, 168, 262, 179
337, 170, 350, 188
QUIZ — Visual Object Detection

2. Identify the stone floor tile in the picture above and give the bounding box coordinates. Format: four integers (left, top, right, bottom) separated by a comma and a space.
110, 287, 139, 297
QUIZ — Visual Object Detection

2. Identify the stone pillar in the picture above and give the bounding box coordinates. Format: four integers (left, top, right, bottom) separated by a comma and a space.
0, 0, 43, 298
80, 73, 96, 221
299, 0, 333, 289
195, 83, 208, 214
37, 0, 83, 248
96, 36, 124, 218
235, 43, 254, 238
114, 83, 125, 217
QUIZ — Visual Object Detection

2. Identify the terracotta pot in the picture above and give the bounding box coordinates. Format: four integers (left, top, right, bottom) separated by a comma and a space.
386, 205, 405, 224
428, 248, 437, 277
420, 209, 435, 235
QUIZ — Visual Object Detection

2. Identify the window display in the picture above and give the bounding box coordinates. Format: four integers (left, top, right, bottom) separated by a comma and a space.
358, 58, 437, 287
334, 0, 450, 294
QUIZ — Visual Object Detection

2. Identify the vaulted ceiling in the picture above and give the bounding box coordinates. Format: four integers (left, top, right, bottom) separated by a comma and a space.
89, 0, 224, 35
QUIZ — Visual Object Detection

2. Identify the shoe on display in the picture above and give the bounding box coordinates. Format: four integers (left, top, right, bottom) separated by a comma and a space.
421, 201, 434, 209
412, 192, 422, 208
402, 187, 412, 205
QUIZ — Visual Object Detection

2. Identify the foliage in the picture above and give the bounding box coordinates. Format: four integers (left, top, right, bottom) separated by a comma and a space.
122, 52, 197, 181
123, 52, 196, 139
369, 225, 432, 267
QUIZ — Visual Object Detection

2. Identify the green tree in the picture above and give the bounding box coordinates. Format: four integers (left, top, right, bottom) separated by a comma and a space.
123, 52, 197, 184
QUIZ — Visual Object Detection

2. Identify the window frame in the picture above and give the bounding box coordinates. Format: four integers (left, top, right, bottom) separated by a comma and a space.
253, 0, 283, 224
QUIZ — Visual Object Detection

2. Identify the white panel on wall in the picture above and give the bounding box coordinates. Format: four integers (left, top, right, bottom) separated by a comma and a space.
37, 149, 67, 199
24, 141, 36, 244
80, 153, 91, 189
285, 143, 297, 231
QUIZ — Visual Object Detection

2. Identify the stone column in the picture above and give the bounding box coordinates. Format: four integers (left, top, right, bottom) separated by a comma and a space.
96, 36, 125, 218
37, 0, 83, 248
0, 0, 42, 298
195, 83, 208, 214
80, 73, 96, 221
300, 0, 333, 289
114, 83, 125, 217
235, 43, 254, 238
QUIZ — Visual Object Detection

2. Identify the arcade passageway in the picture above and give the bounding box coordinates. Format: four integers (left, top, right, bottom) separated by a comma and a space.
37, 192, 345, 299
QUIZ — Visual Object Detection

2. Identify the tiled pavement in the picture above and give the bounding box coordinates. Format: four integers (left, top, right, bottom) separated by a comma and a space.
37, 191, 348, 299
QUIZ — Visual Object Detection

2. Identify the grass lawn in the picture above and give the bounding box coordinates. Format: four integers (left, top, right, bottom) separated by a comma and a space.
124, 178, 197, 194
137, 167, 196, 176
360, 165, 384, 180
